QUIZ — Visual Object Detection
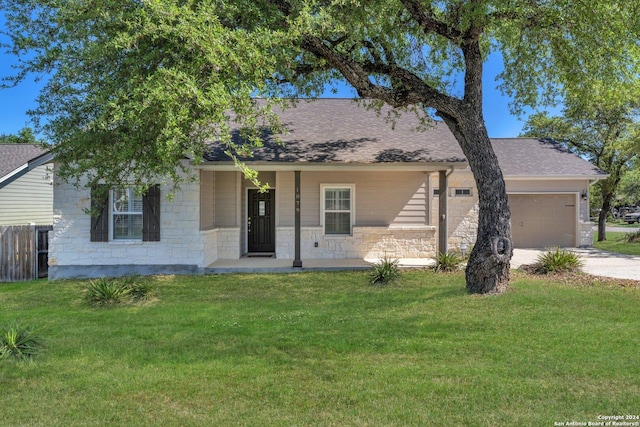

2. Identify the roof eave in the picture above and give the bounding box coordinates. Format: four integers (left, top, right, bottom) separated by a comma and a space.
195, 160, 468, 172
0, 151, 54, 190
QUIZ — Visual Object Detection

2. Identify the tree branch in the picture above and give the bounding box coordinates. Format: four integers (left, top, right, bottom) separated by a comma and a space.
398, 0, 462, 42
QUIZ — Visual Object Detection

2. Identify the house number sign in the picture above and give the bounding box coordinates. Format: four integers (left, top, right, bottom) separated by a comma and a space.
295, 186, 300, 213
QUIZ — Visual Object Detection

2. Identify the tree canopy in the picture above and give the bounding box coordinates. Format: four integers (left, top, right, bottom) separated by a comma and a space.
0, 127, 42, 144
2, 0, 639, 293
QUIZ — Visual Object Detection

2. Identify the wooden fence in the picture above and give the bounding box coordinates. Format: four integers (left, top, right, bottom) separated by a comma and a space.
0, 225, 53, 282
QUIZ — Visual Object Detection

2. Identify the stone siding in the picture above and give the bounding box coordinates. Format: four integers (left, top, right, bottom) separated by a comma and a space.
49, 169, 206, 279
273, 226, 438, 260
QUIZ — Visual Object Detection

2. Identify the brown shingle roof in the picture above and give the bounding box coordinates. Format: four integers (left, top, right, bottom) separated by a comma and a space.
205, 99, 605, 177
492, 138, 605, 177
0, 144, 49, 179
205, 99, 466, 164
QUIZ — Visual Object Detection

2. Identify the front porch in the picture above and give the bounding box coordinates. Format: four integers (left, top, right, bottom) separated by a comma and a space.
205, 257, 436, 274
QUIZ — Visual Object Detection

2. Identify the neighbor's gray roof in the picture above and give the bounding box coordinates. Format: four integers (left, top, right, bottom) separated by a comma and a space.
0, 144, 49, 179
204, 99, 605, 178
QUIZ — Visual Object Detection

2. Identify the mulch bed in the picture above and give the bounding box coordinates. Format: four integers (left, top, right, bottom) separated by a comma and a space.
514, 265, 640, 288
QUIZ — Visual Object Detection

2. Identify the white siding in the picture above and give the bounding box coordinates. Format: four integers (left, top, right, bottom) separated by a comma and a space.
0, 165, 53, 225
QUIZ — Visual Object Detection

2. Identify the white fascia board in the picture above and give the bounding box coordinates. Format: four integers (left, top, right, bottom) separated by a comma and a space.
0, 164, 28, 186
0, 151, 54, 190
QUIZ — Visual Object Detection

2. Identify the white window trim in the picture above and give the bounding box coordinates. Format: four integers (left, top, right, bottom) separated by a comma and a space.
109, 188, 143, 241
320, 184, 355, 236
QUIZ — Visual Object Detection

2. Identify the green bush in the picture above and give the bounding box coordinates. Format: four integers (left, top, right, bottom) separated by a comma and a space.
0, 321, 42, 361
535, 247, 583, 274
434, 252, 464, 273
370, 256, 400, 285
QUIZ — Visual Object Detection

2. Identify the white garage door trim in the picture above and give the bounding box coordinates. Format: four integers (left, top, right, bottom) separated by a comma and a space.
508, 192, 580, 248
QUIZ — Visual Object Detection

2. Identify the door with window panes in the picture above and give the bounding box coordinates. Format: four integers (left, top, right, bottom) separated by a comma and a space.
248, 189, 275, 252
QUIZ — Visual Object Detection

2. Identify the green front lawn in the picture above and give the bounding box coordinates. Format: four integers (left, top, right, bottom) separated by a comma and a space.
1, 272, 639, 426
594, 231, 640, 256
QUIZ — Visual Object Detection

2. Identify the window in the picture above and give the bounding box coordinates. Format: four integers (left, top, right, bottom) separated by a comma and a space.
321, 184, 354, 235
111, 188, 143, 240
454, 188, 472, 197
90, 185, 160, 242
433, 188, 440, 196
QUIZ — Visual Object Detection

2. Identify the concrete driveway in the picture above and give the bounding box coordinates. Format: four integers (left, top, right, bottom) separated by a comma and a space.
511, 248, 640, 280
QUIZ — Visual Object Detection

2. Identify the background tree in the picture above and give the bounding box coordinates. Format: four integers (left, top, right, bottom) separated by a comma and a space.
521, 89, 640, 241
618, 167, 640, 208
0, 127, 41, 144
2, 1, 639, 294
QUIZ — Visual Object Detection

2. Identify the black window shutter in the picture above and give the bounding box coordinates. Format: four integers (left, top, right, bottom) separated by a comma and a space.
142, 185, 161, 241
90, 185, 109, 242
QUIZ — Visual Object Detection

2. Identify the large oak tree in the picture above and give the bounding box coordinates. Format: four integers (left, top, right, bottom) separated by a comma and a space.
2, 1, 638, 293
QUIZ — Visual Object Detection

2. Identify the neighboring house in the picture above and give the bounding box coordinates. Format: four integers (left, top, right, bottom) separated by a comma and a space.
48, 99, 606, 279
0, 144, 54, 225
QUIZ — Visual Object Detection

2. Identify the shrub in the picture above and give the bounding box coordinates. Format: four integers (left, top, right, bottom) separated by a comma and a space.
0, 321, 42, 361
434, 251, 464, 273
85, 277, 131, 307
85, 276, 153, 307
370, 256, 400, 285
623, 230, 640, 243
120, 275, 151, 302
535, 247, 583, 274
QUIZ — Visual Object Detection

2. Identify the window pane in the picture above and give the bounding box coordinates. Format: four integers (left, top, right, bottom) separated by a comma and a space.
113, 189, 129, 213
325, 188, 350, 211
131, 191, 143, 212
325, 212, 351, 234
113, 214, 143, 239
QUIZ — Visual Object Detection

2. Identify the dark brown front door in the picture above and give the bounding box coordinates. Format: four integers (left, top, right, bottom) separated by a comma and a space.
248, 189, 275, 253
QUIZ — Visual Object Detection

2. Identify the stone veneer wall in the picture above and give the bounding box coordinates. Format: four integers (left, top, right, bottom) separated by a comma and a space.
275, 226, 437, 259
578, 221, 594, 247
49, 170, 206, 279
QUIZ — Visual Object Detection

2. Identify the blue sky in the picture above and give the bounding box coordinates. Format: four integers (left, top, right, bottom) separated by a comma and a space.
1, 12, 531, 139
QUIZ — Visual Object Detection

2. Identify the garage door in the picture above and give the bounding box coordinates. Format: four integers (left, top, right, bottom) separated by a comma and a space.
509, 194, 576, 248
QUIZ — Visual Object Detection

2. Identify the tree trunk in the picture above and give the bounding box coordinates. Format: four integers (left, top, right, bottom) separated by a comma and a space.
439, 110, 512, 295
598, 192, 613, 242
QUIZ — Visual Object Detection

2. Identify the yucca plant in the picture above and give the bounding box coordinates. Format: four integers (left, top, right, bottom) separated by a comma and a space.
370, 256, 401, 285
623, 230, 640, 243
434, 251, 464, 273
535, 247, 583, 274
119, 275, 151, 301
0, 321, 42, 361
85, 277, 131, 307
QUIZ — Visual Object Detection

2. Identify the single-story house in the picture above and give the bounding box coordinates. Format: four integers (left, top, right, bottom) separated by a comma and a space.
48, 99, 606, 279
0, 144, 54, 225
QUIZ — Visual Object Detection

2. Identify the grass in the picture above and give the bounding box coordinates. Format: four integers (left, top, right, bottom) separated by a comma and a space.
1, 272, 639, 426
594, 231, 640, 256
